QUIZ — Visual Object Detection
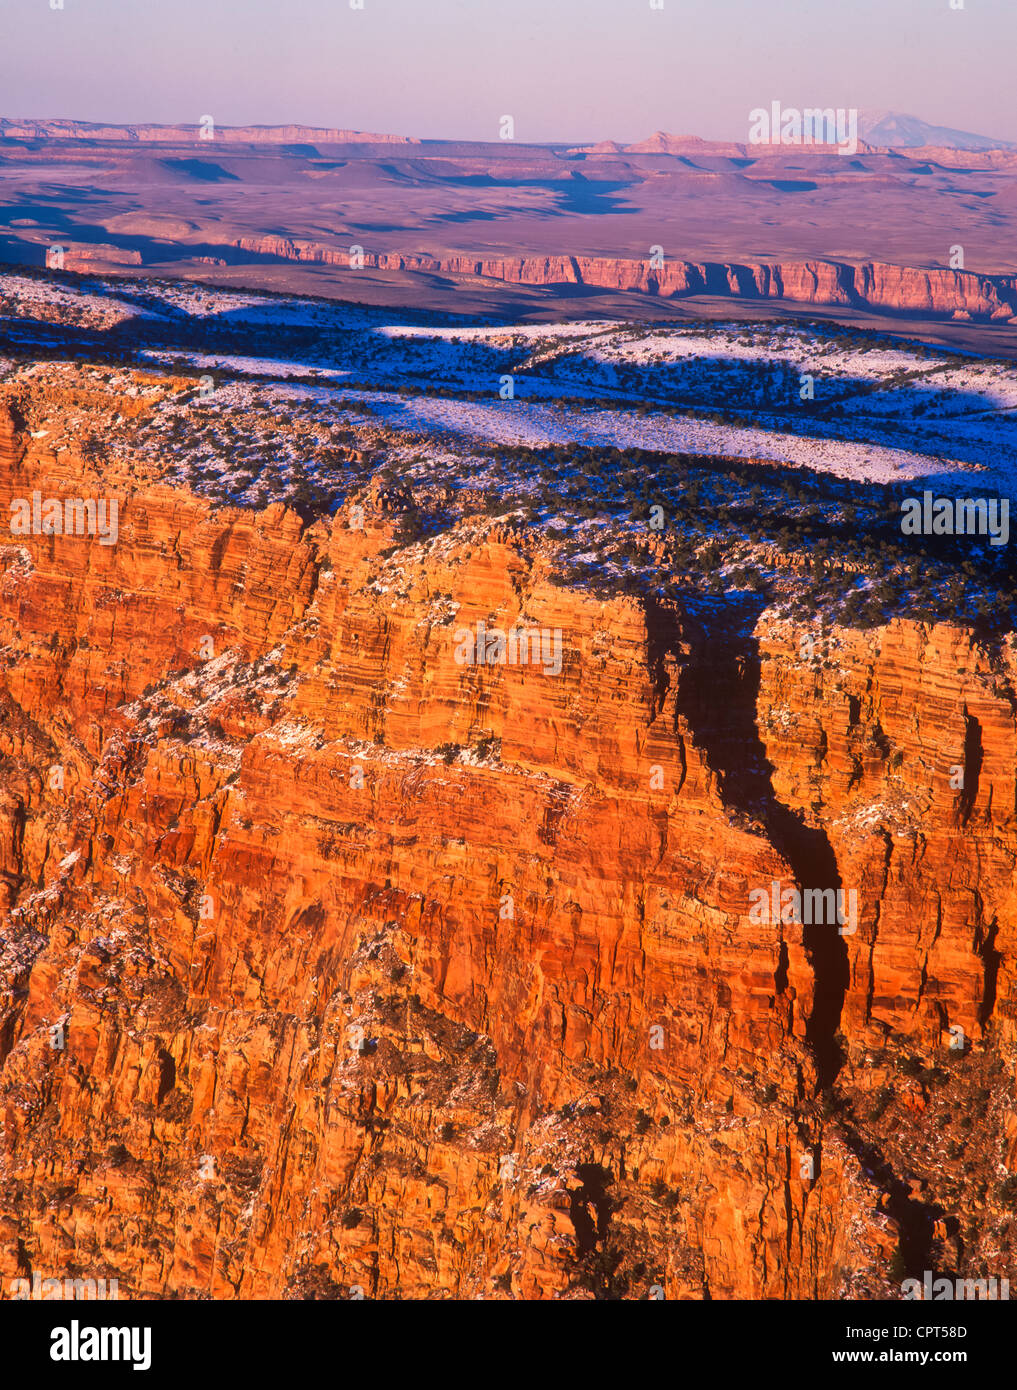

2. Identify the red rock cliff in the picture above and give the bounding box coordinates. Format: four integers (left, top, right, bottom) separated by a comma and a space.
230, 239, 1017, 320
0, 407, 1013, 1300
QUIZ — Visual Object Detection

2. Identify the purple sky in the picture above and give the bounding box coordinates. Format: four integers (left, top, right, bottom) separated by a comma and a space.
3, 0, 1015, 145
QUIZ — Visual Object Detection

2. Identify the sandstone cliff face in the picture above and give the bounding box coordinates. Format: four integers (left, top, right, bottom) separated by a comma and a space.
230, 239, 1017, 320
757, 621, 1017, 1050
0, 404, 1013, 1300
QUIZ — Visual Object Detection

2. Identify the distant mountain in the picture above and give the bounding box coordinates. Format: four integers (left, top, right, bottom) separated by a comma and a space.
857, 110, 1016, 151
572, 117, 1017, 158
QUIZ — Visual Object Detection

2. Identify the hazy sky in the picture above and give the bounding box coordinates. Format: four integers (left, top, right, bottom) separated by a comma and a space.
4, 0, 1015, 144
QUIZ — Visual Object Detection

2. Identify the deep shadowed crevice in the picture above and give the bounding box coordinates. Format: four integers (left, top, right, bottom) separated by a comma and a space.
156, 1048, 177, 1105
568, 1164, 632, 1299
837, 1113, 946, 1282
768, 805, 849, 1088
957, 710, 983, 825
569, 1163, 613, 1255
976, 917, 1001, 1027
775, 940, 789, 995
0, 1012, 17, 1070
668, 598, 848, 1089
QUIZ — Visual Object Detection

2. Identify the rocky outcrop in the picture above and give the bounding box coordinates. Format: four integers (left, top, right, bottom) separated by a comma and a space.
52, 245, 143, 271
0, 402, 1013, 1300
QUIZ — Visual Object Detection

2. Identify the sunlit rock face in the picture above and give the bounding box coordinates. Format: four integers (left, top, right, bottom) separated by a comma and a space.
0, 377, 1013, 1304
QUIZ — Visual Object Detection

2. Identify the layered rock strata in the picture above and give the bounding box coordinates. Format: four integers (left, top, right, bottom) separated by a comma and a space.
0, 403, 1013, 1300
231, 242, 1017, 320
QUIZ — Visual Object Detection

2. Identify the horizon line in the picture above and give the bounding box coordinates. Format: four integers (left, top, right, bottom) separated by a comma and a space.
2, 114, 1016, 155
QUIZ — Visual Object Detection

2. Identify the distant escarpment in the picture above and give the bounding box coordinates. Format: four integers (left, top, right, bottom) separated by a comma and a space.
0, 397, 1014, 1301
0, 119, 418, 145
231, 239, 1017, 321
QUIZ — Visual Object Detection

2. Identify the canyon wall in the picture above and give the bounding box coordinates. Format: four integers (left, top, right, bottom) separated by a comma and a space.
0, 400, 1013, 1299
231, 239, 1017, 320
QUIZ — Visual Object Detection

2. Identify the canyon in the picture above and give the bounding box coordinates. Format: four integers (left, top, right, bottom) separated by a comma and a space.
3, 122, 1017, 347
0, 368, 1013, 1300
